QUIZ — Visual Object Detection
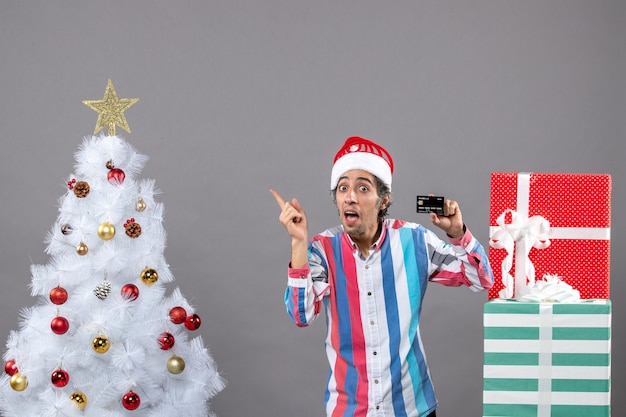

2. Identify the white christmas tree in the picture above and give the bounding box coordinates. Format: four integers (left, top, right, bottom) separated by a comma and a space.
0, 80, 225, 417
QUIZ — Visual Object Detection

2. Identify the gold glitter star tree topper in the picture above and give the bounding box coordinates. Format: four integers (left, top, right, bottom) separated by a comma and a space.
83, 79, 139, 136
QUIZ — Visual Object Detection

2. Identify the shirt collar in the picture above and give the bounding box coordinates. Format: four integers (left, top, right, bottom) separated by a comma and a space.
344, 220, 387, 253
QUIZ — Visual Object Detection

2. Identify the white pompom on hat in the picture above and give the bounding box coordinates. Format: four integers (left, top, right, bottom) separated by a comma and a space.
330, 136, 394, 190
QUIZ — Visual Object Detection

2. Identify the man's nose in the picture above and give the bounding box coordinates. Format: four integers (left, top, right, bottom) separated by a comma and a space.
344, 188, 357, 202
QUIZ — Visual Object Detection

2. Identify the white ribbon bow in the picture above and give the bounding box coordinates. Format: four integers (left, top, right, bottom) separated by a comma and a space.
517, 273, 581, 303
489, 209, 551, 298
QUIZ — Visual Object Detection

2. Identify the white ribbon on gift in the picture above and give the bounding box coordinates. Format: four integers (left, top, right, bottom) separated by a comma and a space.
518, 273, 581, 303
489, 173, 610, 299
537, 303, 554, 417
490, 209, 551, 298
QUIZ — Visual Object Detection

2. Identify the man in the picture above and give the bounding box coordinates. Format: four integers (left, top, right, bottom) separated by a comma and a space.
271, 136, 493, 417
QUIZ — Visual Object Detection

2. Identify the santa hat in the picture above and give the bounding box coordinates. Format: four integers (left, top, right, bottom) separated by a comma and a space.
330, 136, 394, 190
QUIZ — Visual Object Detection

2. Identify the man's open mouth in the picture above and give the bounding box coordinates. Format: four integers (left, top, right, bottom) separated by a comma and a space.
344, 210, 360, 224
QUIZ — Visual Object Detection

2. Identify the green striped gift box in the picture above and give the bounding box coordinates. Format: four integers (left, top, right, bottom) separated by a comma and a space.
483, 299, 611, 417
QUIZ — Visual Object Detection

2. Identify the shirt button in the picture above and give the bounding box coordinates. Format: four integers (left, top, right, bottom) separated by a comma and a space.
365, 265, 369, 269
376, 405, 380, 410
374, 379, 379, 384
373, 351, 377, 355
367, 292, 372, 296
370, 320, 375, 325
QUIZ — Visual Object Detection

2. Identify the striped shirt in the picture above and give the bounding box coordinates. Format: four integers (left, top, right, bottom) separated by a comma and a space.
285, 219, 493, 417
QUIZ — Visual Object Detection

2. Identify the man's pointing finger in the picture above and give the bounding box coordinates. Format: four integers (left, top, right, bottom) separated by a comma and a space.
270, 189, 287, 209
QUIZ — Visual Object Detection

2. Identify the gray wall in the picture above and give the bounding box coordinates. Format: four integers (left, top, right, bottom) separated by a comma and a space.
0, 2, 623, 416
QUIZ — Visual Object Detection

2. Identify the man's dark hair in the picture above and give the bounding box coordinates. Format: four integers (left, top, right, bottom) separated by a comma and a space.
331, 175, 393, 220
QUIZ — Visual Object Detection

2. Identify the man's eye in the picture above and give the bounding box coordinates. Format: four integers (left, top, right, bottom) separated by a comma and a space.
338, 185, 348, 191
359, 185, 368, 192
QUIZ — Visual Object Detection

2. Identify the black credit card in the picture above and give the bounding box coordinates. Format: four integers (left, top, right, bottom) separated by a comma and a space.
416, 195, 444, 214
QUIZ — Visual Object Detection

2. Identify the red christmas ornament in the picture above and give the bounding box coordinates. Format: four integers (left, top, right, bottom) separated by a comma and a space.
157, 332, 175, 350
122, 391, 141, 411
49, 286, 68, 305
4, 359, 18, 376
51, 316, 69, 335
184, 314, 202, 331
169, 306, 187, 324
121, 283, 139, 301
51, 369, 70, 388
107, 168, 126, 185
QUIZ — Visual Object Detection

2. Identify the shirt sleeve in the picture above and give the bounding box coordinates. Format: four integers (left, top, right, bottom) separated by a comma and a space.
426, 226, 494, 292
284, 243, 330, 327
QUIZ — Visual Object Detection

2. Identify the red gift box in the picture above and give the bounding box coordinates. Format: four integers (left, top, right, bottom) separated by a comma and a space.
488, 172, 611, 300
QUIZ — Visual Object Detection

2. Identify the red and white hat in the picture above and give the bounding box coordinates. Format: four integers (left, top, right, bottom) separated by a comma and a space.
330, 136, 394, 190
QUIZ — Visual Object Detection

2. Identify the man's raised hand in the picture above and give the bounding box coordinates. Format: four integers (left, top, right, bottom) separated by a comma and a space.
270, 189, 309, 243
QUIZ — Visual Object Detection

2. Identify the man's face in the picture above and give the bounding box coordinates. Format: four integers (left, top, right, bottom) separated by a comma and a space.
335, 170, 388, 241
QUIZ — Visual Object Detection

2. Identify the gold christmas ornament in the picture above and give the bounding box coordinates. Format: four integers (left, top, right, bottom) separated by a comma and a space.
83, 79, 139, 136
76, 242, 89, 256
135, 197, 147, 212
92, 334, 110, 354
140, 267, 158, 286
9, 373, 28, 391
70, 392, 88, 410
167, 355, 186, 374
97, 222, 116, 240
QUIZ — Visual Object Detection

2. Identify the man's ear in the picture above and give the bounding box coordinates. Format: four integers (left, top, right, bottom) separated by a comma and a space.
380, 195, 390, 210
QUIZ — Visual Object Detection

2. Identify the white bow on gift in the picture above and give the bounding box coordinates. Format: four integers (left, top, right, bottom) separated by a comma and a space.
490, 209, 551, 299
518, 273, 581, 303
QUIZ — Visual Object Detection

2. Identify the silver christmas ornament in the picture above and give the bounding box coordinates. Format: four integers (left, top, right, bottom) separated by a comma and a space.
94, 280, 112, 300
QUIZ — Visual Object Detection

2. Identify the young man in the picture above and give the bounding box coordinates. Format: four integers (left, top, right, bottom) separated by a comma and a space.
271, 136, 493, 417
